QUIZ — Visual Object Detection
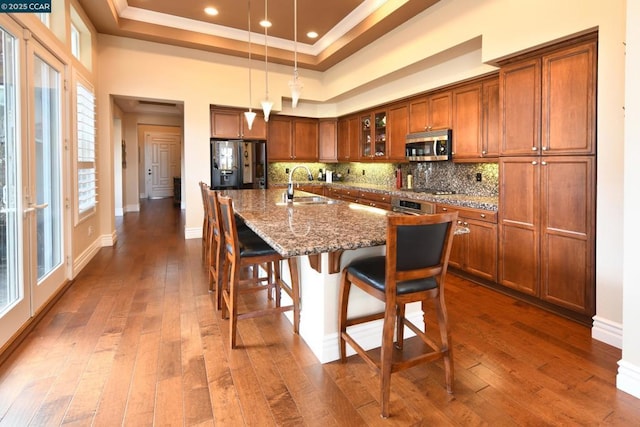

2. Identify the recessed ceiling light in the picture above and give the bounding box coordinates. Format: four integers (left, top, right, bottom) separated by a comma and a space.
307, 31, 318, 39
260, 19, 272, 28
204, 7, 219, 16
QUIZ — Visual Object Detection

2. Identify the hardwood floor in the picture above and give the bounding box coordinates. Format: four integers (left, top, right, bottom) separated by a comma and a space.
0, 198, 638, 426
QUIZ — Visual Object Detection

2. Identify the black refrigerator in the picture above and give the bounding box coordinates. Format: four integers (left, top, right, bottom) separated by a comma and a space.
210, 139, 267, 190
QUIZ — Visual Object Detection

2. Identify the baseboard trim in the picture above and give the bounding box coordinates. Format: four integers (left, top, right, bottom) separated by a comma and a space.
185, 227, 201, 240
318, 311, 423, 364
592, 315, 623, 349
72, 238, 103, 278
617, 360, 640, 399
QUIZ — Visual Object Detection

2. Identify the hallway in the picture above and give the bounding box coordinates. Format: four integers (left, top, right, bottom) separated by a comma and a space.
0, 198, 638, 425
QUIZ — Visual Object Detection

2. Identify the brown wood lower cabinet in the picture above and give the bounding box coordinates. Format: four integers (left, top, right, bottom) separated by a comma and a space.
325, 187, 392, 210
436, 203, 498, 282
293, 184, 325, 196
325, 186, 358, 203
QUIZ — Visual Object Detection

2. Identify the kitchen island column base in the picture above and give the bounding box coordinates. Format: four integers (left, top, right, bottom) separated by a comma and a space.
282, 246, 424, 363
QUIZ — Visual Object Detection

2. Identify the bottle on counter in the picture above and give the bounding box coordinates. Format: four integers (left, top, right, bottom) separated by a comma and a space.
396, 166, 402, 189
407, 172, 413, 190
318, 169, 323, 181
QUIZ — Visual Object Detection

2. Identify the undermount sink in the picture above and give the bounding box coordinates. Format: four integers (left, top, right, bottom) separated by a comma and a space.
276, 195, 338, 206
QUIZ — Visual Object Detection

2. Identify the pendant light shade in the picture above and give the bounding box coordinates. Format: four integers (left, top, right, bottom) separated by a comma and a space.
244, 110, 256, 129
260, 99, 273, 121
261, 0, 273, 121
288, 0, 303, 108
245, 0, 255, 130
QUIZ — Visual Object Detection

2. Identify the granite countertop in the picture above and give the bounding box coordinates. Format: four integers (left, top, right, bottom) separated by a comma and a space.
222, 189, 389, 257
275, 181, 499, 211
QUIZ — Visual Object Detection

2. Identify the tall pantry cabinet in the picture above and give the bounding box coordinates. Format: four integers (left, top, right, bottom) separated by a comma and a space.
498, 34, 597, 319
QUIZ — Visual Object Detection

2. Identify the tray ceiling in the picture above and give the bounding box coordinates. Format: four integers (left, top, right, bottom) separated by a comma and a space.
77, 0, 439, 71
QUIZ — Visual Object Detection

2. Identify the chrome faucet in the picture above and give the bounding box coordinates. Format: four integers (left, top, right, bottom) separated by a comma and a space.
287, 165, 313, 200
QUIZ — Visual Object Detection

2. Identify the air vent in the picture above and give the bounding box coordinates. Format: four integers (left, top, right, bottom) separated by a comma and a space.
138, 100, 177, 107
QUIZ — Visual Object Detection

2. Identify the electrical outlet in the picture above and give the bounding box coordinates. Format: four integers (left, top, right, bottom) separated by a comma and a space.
362, 169, 366, 175
347, 168, 350, 174
476, 172, 482, 182
285, 168, 290, 174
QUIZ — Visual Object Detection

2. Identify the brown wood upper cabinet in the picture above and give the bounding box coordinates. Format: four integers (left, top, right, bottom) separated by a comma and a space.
337, 115, 360, 162
408, 91, 452, 133
210, 107, 267, 139
319, 119, 338, 162
500, 38, 596, 156
387, 102, 409, 161
451, 77, 499, 161
267, 115, 319, 161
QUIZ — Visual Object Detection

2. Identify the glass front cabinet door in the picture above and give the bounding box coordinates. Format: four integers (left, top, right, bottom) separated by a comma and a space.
360, 110, 388, 159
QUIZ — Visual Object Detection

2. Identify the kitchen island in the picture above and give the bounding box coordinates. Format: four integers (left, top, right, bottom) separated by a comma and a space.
223, 188, 402, 363
222, 188, 480, 363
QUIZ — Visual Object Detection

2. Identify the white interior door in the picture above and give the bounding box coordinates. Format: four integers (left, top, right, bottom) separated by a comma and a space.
0, 17, 29, 346
26, 38, 68, 311
145, 131, 181, 198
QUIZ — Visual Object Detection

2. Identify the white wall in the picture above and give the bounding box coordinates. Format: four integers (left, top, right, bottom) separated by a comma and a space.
619, 0, 640, 399
95, 0, 636, 397
113, 116, 123, 216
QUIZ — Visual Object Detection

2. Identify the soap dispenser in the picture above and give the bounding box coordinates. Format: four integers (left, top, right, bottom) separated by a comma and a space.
407, 171, 413, 190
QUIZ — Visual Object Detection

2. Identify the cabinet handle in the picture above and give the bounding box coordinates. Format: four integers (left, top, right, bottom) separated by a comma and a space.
480, 213, 486, 218
532, 146, 538, 151
482, 150, 487, 155
542, 146, 548, 151
457, 220, 463, 225
541, 161, 547, 166
532, 161, 538, 165
442, 207, 448, 211
463, 221, 468, 226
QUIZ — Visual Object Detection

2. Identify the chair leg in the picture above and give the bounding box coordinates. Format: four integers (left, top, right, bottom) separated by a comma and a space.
289, 258, 301, 334
228, 262, 240, 349
338, 269, 351, 363
435, 296, 454, 394
395, 303, 405, 350
215, 248, 225, 311
220, 258, 230, 320
273, 261, 282, 308
266, 262, 274, 300
380, 304, 396, 419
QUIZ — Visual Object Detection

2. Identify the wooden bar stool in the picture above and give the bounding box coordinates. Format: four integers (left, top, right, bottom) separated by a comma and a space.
207, 189, 270, 310
338, 211, 458, 418
217, 194, 301, 349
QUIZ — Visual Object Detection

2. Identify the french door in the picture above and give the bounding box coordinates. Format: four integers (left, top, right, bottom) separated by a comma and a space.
0, 17, 69, 347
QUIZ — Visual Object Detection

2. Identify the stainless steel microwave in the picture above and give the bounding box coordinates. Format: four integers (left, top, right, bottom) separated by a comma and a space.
405, 129, 452, 161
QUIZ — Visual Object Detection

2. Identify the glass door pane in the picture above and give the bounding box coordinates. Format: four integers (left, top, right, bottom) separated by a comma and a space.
27, 40, 67, 311
0, 25, 20, 314
33, 54, 62, 280
0, 16, 30, 348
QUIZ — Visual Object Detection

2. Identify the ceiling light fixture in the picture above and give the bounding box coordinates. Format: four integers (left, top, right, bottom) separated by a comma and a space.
307, 31, 318, 39
244, 0, 256, 130
260, 0, 273, 121
204, 7, 219, 16
288, 0, 303, 108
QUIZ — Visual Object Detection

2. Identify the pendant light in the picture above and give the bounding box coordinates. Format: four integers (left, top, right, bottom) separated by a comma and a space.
288, 0, 303, 108
244, 0, 256, 129
260, 0, 273, 121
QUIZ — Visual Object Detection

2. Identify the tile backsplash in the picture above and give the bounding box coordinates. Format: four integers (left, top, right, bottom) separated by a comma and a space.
268, 161, 498, 196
